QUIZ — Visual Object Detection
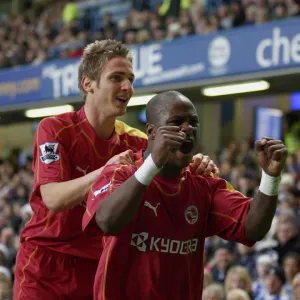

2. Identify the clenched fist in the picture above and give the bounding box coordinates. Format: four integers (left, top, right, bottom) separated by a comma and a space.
255, 137, 288, 177
151, 126, 186, 167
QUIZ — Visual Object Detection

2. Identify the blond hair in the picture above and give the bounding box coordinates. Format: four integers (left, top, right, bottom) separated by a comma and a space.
292, 272, 300, 300
225, 266, 252, 294
227, 288, 250, 300
203, 269, 213, 289
78, 39, 132, 99
202, 284, 225, 300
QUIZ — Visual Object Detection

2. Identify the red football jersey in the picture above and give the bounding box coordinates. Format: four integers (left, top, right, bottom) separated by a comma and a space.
20, 107, 148, 259
83, 150, 255, 299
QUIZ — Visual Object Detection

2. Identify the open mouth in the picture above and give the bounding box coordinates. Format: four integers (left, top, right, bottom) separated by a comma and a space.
116, 96, 128, 105
179, 141, 194, 154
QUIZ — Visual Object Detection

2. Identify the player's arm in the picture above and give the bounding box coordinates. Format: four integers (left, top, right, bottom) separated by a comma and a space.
41, 168, 104, 213
96, 126, 185, 234
244, 138, 287, 241
206, 139, 287, 244
35, 119, 136, 213
40, 150, 135, 213
95, 174, 147, 234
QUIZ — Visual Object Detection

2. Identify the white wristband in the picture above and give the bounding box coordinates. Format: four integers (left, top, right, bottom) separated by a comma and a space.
134, 154, 161, 186
259, 170, 281, 196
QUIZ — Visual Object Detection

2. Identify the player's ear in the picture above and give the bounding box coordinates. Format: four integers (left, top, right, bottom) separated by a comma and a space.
146, 123, 155, 140
81, 76, 94, 94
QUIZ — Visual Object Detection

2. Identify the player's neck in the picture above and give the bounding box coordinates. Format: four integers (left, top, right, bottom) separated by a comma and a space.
84, 105, 115, 140
143, 149, 182, 178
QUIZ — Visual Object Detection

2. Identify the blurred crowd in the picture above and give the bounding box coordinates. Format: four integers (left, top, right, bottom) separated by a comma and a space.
201, 139, 300, 300
0, 149, 34, 299
0, 139, 298, 299
0, 0, 300, 69
0, 0, 300, 299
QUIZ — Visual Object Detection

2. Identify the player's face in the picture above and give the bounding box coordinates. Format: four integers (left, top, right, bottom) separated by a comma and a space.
94, 56, 134, 117
164, 99, 199, 168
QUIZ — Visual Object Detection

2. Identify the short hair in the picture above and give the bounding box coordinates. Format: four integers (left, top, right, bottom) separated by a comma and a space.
202, 284, 225, 300
78, 39, 132, 100
227, 289, 250, 300
146, 91, 191, 125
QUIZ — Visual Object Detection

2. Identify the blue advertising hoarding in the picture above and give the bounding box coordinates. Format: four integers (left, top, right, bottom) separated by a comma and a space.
0, 17, 300, 107
255, 107, 283, 140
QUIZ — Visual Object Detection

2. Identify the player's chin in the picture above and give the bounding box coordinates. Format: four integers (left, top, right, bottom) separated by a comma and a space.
113, 107, 127, 117
175, 151, 193, 168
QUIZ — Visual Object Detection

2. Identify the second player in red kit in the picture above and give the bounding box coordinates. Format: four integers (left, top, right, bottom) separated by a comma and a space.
83, 91, 288, 299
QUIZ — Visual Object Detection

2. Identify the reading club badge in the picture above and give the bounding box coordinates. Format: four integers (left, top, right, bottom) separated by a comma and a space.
185, 205, 198, 225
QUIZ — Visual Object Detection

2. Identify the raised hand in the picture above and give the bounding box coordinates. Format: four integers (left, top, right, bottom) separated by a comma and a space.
105, 150, 135, 166
151, 126, 185, 167
190, 154, 220, 177
255, 137, 288, 177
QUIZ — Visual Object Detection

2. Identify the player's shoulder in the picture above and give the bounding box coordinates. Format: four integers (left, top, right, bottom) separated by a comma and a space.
39, 110, 79, 128
38, 109, 83, 137
186, 168, 227, 189
115, 120, 147, 140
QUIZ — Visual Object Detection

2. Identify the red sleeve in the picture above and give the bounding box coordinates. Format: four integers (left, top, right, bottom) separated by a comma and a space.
33, 118, 71, 185
82, 164, 135, 235
140, 138, 148, 151
206, 178, 255, 247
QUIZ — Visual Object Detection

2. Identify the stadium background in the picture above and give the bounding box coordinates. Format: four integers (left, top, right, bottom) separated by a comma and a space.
0, 0, 300, 299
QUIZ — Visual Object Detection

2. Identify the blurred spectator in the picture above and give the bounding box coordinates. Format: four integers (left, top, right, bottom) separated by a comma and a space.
253, 254, 274, 299
224, 266, 253, 298
260, 265, 290, 300
287, 0, 300, 16
255, 0, 270, 24
202, 283, 225, 300
236, 244, 256, 279
136, 29, 151, 44
219, 141, 239, 166
279, 173, 295, 201
211, 243, 235, 283
245, 4, 257, 25
237, 171, 259, 197
217, 5, 233, 29
231, 1, 246, 27
227, 288, 250, 300
273, 3, 288, 20
292, 273, 300, 300
1, 227, 16, 269
32, 48, 48, 65
273, 219, 300, 264
102, 13, 118, 37
285, 187, 300, 213
0, 273, 12, 300
283, 252, 300, 296
0, 151, 33, 296
237, 139, 258, 173
203, 269, 213, 290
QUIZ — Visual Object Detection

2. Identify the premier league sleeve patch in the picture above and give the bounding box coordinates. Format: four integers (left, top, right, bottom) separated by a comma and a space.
92, 181, 111, 200
39, 142, 60, 164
